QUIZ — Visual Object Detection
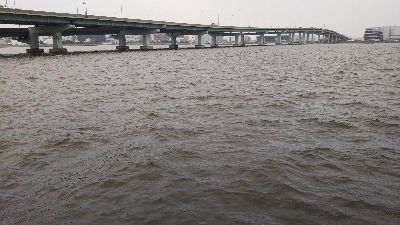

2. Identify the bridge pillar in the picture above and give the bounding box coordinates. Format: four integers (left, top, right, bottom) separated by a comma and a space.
240, 33, 245, 47
195, 34, 205, 49
311, 33, 314, 43
49, 31, 67, 53
258, 33, 265, 46
211, 35, 218, 48
306, 33, 309, 44
116, 32, 129, 51
335, 35, 338, 43
318, 34, 321, 43
169, 34, 179, 50
303, 33, 306, 44
140, 34, 153, 50
291, 32, 296, 44
276, 33, 282, 45
26, 28, 43, 54
233, 35, 240, 47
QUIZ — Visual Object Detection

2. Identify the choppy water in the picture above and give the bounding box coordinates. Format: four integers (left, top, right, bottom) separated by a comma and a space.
1, 44, 399, 225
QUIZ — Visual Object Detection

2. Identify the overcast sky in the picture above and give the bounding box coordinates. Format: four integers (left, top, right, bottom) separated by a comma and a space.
2, 0, 400, 38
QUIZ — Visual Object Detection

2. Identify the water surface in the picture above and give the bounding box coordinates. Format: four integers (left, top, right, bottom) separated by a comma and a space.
0, 44, 399, 224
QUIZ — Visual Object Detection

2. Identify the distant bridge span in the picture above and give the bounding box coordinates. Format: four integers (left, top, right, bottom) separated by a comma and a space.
0, 8, 349, 53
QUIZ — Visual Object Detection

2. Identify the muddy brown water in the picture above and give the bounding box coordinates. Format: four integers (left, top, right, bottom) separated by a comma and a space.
0, 44, 399, 225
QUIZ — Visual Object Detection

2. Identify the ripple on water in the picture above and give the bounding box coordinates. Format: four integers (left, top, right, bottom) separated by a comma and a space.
1, 44, 400, 225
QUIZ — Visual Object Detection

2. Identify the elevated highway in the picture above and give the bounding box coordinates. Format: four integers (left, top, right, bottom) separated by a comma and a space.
0, 8, 350, 53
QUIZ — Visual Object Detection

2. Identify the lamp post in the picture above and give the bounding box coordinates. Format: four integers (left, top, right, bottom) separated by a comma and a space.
83, 1, 87, 16
120, 0, 123, 17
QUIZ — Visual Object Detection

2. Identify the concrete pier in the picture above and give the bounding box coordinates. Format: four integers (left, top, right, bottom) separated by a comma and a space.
240, 33, 245, 47
258, 33, 265, 46
293, 33, 296, 44
276, 33, 282, 45
26, 28, 43, 53
195, 34, 205, 49
116, 31, 129, 51
233, 34, 240, 47
140, 34, 153, 50
49, 31, 67, 53
169, 34, 179, 50
211, 35, 218, 48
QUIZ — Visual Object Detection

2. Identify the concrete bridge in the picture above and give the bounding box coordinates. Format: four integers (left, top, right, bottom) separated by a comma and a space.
0, 8, 350, 53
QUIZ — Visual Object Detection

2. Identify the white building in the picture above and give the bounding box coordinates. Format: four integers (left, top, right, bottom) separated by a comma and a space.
364, 26, 400, 41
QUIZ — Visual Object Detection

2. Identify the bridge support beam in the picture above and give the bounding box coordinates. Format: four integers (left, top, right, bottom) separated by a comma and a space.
27, 25, 74, 54
290, 32, 296, 44
49, 31, 67, 53
303, 33, 306, 44
318, 34, 321, 43
26, 28, 43, 54
140, 34, 153, 50
276, 33, 282, 45
169, 34, 178, 49
195, 34, 205, 49
240, 33, 245, 47
116, 32, 129, 51
311, 33, 314, 43
211, 35, 218, 48
233, 35, 240, 47
258, 33, 265, 46
306, 33, 310, 44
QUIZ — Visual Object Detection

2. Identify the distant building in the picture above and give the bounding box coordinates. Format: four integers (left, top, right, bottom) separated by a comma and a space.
364, 26, 400, 41
77, 35, 106, 43
126, 35, 141, 42
153, 33, 170, 42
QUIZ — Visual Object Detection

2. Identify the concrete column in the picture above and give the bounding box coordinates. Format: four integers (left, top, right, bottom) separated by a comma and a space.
195, 34, 205, 49
302, 33, 305, 44
318, 34, 321, 43
26, 28, 43, 53
140, 34, 153, 50
211, 35, 218, 48
259, 33, 265, 46
306, 33, 309, 44
276, 33, 282, 45
49, 31, 67, 53
233, 35, 240, 46
169, 34, 178, 49
240, 33, 245, 47
335, 35, 338, 43
116, 32, 129, 51
291, 33, 295, 44
311, 33, 314, 43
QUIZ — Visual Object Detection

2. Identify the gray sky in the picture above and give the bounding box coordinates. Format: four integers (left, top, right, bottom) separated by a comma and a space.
2, 0, 400, 38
